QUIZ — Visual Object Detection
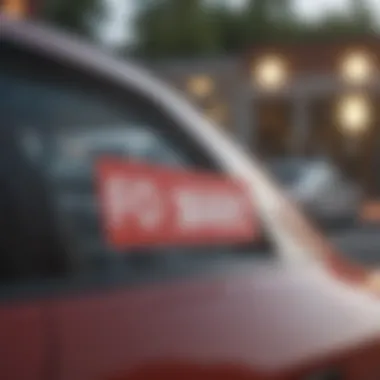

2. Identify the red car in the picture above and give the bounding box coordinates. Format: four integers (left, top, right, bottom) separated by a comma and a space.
0, 15, 380, 380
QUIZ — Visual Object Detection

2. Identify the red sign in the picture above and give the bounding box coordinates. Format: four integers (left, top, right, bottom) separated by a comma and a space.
96, 159, 259, 249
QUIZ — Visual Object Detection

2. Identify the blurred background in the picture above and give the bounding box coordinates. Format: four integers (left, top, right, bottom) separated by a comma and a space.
2, 0, 380, 259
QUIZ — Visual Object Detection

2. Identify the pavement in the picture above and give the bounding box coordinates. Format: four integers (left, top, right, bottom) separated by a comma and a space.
328, 224, 380, 267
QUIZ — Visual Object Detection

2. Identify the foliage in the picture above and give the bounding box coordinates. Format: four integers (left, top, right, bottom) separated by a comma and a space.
133, 0, 379, 58
40, 0, 105, 39
134, 0, 221, 57
40, 0, 378, 54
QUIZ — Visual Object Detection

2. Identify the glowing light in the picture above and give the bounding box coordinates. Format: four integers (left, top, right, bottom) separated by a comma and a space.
253, 55, 288, 91
340, 51, 374, 84
2, 0, 27, 18
336, 94, 372, 135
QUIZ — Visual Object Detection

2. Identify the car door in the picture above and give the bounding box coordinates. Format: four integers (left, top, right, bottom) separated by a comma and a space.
0, 303, 48, 380
0, 65, 62, 380
0, 281, 51, 380
0, 35, 277, 380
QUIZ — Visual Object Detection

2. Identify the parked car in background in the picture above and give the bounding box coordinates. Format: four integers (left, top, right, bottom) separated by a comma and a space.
1, 15, 380, 380
268, 158, 362, 229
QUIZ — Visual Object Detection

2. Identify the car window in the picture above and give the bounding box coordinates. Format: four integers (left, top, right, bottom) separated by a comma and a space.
0, 41, 268, 283
0, 69, 188, 170
53, 127, 184, 167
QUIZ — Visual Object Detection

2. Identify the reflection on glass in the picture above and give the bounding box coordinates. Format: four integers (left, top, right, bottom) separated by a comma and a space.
50, 126, 185, 178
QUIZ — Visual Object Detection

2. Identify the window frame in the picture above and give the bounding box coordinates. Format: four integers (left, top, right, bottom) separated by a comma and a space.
0, 39, 270, 300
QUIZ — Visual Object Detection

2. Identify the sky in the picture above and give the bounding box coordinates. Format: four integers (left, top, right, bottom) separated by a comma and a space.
100, 0, 380, 46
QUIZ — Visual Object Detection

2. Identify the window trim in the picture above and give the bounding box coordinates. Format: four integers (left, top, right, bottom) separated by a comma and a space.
0, 40, 272, 296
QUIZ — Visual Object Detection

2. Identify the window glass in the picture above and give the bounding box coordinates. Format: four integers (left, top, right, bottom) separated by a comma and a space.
0, 44, 200, 270
49, 126, 185, 180
0, 42, 268, 281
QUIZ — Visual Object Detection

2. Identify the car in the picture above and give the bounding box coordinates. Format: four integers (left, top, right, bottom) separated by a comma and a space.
1, 15, 380, 380
268, 158, 362, 229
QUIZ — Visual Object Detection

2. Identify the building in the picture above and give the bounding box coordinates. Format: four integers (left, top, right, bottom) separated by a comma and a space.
243, 36, 380, 195
145, 56, 244, 138
145, 38, 380, 196
139, 39, 380, 197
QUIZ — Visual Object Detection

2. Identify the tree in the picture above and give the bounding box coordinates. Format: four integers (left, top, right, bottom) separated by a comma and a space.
300, 0, 378, 41
205, 2, 245, 52
40, 0, 105, 39
348, 0, 377, 33
134, 0, 221, 58
133, 0, 300, 56
240, 0, 299, 43
132, 0, 379, 58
